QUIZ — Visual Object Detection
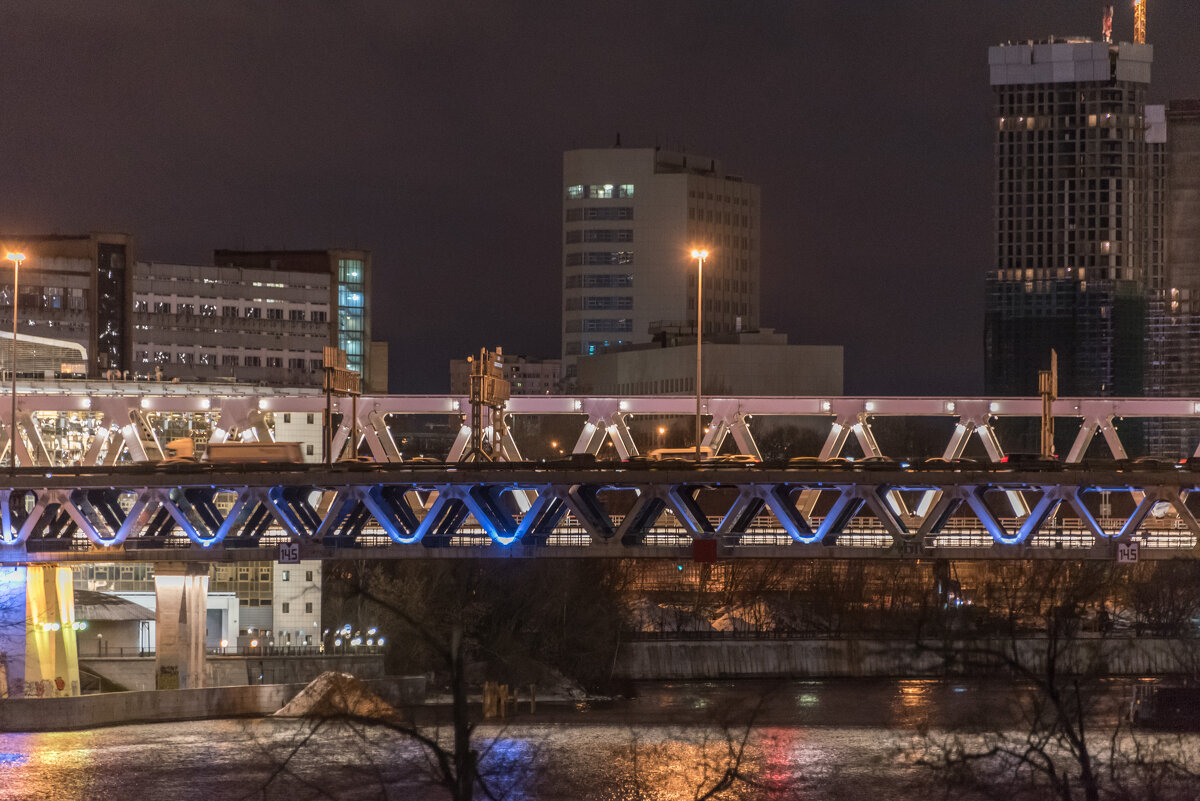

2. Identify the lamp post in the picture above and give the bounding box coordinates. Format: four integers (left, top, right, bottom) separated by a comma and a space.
690, 249, 708, 462
5, 253, 24, 474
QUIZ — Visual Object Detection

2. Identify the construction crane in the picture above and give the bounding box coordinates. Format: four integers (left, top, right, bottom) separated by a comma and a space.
1134, 0, 1146, 44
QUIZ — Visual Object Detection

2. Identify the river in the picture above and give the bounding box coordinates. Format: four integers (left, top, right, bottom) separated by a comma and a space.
0, 679, 1194, 800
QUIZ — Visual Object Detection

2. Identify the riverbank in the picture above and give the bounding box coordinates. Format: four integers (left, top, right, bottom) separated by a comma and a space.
0, 676, 426, 732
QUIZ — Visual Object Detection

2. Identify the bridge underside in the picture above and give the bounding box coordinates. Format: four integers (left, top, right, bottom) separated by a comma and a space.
0, 466, 1196, 562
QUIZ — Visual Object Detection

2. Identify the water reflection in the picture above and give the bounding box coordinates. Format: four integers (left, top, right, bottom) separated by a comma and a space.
0, 680, 1186, 800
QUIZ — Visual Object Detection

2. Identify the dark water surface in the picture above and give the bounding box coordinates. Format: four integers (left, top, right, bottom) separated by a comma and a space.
0, 680, 1189, 800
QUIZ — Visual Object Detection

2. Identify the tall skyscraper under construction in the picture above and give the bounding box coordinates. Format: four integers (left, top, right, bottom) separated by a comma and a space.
983, 37, 1165, 399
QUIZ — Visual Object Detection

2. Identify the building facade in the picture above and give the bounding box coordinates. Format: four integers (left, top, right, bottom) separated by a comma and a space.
575, 328, 842, 396
561, 147, 761, 383
213, 249, 375, 385
449, 353, 562, 395
1145, 100, 1200, 455
983, 39, 1164, 398
0, 232, 133, 376
132, 260, 334, 386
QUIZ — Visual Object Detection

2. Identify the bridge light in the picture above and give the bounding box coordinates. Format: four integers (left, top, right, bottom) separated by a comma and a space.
822, 401, 831, 412
139, 399, 150, 409
945, 402, 956, 413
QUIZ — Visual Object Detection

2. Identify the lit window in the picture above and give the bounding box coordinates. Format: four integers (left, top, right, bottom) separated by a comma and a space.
587, 184, 614, 199
618, 184, 634, 198
567, 185, 583, 199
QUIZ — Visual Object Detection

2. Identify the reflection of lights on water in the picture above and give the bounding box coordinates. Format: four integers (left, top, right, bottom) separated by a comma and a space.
797, 692, 819, 707
0, 753, 27, 765
952, 686, 967, 693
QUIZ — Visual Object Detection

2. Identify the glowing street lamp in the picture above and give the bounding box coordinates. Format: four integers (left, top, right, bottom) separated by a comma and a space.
4, 252, 25, 474
690, 249, 708, 462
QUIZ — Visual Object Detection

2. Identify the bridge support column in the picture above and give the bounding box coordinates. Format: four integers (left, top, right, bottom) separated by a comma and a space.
154, 563, 209, 690
0, 565, 80, 698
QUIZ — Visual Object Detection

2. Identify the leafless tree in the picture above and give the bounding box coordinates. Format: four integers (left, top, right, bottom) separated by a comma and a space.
908, 561, 1200, 801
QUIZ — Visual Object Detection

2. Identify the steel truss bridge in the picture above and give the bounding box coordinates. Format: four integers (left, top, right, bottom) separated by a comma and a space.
1, 383, 1200, 562
5, 382, 1200, 467
1, 463, 1197, 563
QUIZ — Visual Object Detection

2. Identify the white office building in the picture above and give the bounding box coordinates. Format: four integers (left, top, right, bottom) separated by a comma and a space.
562, 147, 761, 382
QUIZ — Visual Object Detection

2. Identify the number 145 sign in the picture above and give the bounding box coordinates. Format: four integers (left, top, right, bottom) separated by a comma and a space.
278, 542, 301, 564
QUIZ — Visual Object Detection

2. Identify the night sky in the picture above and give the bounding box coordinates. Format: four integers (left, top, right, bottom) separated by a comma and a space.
2, 2, 1198, 394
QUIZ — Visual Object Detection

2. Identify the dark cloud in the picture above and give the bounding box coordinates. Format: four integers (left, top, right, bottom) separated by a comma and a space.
1, 1, 1197, 393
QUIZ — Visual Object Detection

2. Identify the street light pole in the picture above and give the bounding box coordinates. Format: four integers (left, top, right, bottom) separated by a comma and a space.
5, 253, 24, 475
690, 249, 708, 463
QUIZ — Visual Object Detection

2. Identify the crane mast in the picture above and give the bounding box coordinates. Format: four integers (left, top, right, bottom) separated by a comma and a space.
1134, 0, 1146, 44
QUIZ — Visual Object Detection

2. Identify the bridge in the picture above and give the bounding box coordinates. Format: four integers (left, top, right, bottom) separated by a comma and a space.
4, 383, 1200, 699
4, 380, 1200, 467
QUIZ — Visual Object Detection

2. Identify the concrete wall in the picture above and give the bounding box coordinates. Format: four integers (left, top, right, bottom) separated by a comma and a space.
616, 637, 1195, 680
82, 653, 385, 692
0, 675, 426, 732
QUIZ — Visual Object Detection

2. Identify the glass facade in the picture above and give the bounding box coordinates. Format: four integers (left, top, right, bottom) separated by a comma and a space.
337, 258, 366, 374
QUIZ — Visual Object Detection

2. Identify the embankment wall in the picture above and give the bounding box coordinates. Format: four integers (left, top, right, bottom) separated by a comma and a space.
0, 676, 425, 732
615, 636, 1194, 680
82, 654, 385, 691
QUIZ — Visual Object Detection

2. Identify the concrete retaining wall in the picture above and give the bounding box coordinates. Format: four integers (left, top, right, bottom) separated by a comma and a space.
0, 675, 427, 732
82, 654, 385, 691
615, 637, 1195, 680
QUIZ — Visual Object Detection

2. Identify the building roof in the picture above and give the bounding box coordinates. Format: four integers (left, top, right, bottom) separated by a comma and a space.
74, 590, 154, 622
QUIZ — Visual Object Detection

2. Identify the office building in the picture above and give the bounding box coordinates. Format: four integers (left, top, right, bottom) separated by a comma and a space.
0, 232, 134, 377
0, 236, 383, 389
983, 39, 1164, 398
132, 260, 335, 386
576, 328, 842, 396
213, 249, 377, 386
561, 147, 760, 383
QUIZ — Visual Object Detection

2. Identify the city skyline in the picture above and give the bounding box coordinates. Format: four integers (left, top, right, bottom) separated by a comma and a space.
2, 3, 1200, 393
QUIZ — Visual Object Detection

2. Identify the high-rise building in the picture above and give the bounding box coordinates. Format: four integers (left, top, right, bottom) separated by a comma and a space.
1145, 100, 1200, 455
983, 39, 1164, 398
561, 147, 760, 382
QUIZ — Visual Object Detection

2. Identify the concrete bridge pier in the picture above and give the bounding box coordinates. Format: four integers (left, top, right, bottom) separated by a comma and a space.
154, 563, 209, 690
0, 565, 80, 698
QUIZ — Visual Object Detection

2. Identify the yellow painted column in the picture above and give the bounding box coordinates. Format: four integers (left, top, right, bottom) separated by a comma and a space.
24, 565, 80, 698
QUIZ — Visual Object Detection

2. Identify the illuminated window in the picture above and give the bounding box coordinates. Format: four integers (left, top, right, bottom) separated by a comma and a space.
587, 184, 614, 199
618, 184, 634, 198
566, 185, 583, 199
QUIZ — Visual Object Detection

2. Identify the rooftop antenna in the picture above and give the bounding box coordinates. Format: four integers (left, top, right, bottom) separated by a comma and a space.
1133, 0, 1146, 44
1102, 5, 1114, 43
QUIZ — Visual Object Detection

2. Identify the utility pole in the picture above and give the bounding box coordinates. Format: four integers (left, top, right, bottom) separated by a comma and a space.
322, 346, 361, 465
1039, 349, 1058, 458
462, 347, 510, 462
